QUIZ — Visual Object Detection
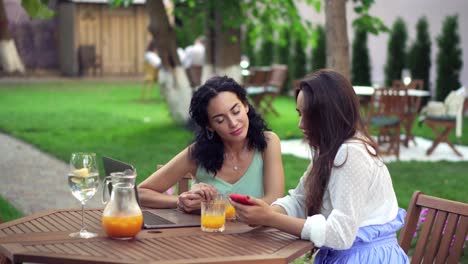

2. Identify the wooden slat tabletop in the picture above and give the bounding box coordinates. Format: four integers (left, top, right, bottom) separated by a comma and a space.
0, 209, 313, 264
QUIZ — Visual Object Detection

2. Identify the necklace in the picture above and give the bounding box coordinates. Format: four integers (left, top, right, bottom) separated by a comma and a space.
225, 145, 247, 171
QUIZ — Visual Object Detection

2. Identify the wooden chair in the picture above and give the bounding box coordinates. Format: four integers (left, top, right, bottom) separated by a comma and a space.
156, 164, 192, 195
399, 191, 468, 263
368, 86, 408, 159
141, 61, 159, 101
421, 87, 466, 157
0, 217, 8, 264
78, 45, 102, 76
247, 65, 288, 116
393, 80, 424, 147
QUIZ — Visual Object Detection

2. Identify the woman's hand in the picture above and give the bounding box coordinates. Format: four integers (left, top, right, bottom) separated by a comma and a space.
177, 191, 203, 213
231, 196, 273, 226
190, 182, 218, 201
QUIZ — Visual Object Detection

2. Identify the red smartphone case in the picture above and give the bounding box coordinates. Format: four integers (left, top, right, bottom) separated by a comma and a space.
229, 193, 255, 206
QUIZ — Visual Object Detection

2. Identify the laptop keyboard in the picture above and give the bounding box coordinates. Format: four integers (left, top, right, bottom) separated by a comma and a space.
142, 211, 175, 225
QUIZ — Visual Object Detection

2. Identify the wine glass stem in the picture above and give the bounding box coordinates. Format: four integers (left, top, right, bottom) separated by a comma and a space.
80, 202, 86, 232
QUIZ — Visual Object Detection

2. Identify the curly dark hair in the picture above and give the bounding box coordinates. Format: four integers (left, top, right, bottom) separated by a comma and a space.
296, 69, 378, 216
189, 76, 269, 175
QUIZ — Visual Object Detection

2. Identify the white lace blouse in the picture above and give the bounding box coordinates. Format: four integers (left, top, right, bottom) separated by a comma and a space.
272, 140, 399, 250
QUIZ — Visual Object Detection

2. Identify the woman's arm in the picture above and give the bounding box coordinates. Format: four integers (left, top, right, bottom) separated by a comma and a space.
138, 147, 197, 209
261, 131, 285, 204
233, 197, 305, 236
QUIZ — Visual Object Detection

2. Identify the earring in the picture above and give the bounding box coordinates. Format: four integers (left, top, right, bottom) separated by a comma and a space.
206, 128, 214, 140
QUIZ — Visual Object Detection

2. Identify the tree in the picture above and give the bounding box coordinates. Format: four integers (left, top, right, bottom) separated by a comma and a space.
407, 16, 431, 105
173, 2, 205, 48
435, 15, 462, 101
311, 24, 326, 71
324, 0, 387, 80
384, 17, 407, 86
325, 0, 349, 78
351, 28, 371, 85
0, 0, 53, 73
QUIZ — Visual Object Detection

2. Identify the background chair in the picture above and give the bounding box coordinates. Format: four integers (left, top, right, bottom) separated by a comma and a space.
420, 86, 466, 157
368, 86, 408, 159
156, 164, 192, 195
394, 79, 424, 147
399, 191, 468, 263
141, 61, 159, 101
247, 64, 288, 116
78, 45, 102, 76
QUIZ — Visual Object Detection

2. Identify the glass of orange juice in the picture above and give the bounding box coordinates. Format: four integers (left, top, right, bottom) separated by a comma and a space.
201, 197, 226, 232
223, 195, 236, 221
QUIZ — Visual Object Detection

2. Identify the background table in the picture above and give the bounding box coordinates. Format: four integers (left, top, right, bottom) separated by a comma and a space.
0, 209, 313, 264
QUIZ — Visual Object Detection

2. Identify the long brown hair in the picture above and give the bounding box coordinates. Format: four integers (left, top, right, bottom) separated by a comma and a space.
295, 69, 378, 216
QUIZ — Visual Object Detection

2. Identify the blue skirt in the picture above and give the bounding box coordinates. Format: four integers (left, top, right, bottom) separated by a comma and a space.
314, 208, 409, 264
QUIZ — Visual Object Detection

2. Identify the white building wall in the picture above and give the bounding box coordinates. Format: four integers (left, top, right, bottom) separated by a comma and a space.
297, 0, 468, 95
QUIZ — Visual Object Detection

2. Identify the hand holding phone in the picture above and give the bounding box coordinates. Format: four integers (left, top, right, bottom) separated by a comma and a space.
229, 193, 255, 206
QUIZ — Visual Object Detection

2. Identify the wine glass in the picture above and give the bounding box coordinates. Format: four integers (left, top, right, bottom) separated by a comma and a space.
68, 152, 100, 238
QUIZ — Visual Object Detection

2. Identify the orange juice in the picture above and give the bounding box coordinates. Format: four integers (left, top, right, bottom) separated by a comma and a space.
201, 214, 225, 229
102, 214, 143, 239
225, 204, 236, 220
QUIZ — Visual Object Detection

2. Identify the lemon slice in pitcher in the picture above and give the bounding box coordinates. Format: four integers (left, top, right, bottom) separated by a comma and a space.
74, 168, 90, 177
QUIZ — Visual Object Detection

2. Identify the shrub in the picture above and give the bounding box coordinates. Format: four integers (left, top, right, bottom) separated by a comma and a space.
258, 24, 274, 66
435, 15, 462, 101
310, 24, 326, 71
351, 28, 371, 85
384, 18, 407, 86
291, 37, 307, 81
408, 16, 431, 106
242, 23, 257, 67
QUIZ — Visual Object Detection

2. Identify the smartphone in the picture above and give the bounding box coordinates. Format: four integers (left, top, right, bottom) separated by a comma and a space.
229, 193, 255, 206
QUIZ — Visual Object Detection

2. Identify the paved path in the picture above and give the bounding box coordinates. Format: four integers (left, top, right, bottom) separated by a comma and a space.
0, 132, 102, 216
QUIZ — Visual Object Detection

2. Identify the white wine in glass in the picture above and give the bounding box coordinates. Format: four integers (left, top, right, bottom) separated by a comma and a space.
68, 152, 100, 238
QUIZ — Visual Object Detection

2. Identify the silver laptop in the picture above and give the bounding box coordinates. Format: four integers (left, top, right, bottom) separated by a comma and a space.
102, 156, 201, 229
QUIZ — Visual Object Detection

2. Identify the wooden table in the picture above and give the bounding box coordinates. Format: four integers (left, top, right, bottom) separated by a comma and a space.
0, 209, 313, 264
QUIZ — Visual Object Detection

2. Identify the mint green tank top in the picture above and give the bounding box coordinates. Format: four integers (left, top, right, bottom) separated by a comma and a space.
195, 151, 264, 198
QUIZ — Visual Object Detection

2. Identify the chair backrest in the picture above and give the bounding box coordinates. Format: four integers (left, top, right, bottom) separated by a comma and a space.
370, 86, 408, 117
78, 45, 101, 75
267, 64, 288, 92
245, 67, 271, 87
156, 164, 192, 195
398, 191, 468, 263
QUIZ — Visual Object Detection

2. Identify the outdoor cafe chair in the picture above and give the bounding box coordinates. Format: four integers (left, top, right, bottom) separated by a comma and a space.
367, 86, 408, 159
78, 44, 102, 76
420, 86, 466, 157
141, 61, 159, 101
393, 79, 425, 147
246, 64, 288, 116
156, 164, 192, 195
399, 191, 468, 263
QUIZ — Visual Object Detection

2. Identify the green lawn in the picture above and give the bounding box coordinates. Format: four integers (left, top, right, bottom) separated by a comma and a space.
0, 81, 467, 223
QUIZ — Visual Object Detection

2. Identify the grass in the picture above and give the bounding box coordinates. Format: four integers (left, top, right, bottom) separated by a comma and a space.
0, 81, 467, 224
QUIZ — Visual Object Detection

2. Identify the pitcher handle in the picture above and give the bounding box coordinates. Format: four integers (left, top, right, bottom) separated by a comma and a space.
101, 176, 112, 204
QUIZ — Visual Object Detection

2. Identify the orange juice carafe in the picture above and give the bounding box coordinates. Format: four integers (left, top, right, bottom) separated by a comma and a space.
101, 169, 143, 240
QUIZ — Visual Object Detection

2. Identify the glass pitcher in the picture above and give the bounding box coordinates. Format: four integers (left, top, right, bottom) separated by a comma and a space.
101, 169, 143, 240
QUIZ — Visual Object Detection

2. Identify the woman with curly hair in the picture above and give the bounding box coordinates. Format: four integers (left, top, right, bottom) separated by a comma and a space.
232, 69, 408, 263
138, 76, 284, 212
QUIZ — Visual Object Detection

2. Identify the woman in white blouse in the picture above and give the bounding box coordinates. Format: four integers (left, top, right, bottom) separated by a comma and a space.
232, 69, 409, 263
